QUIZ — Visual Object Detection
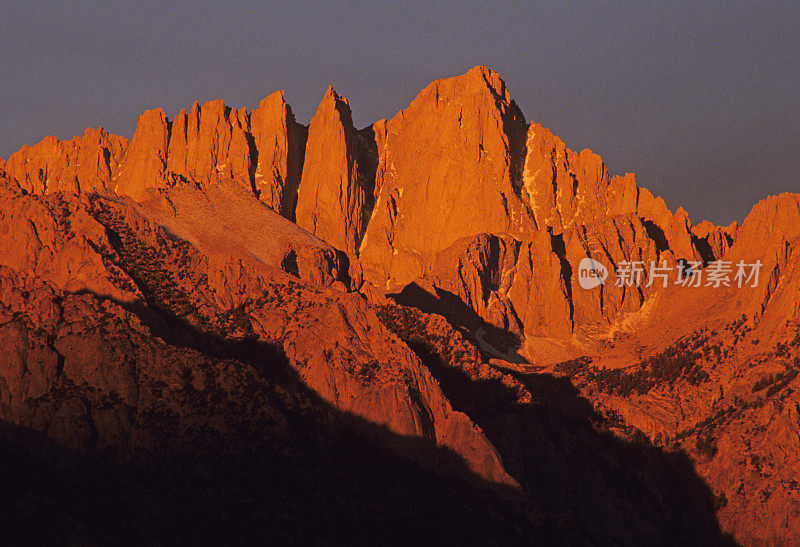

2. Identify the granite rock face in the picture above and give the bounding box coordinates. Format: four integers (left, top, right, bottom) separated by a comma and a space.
359, 66, 534, 288
295, 87, 375, 256
165, 100, 253, 187
4, 127, 127, 195
0, 177, 516, 491
559, 192, 800, 545
5, 66, 800, 543
114, 108, 171, 199
114, 99, 306, 210
249, 90, 306, 217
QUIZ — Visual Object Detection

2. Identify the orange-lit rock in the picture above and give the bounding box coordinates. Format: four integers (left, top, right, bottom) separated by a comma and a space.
250, 90, 307, 217
4, 127, 127, 195
166, 99, 253, 187
114, 109, 171, 199
636, 186, 674, 230
359, 66, 532, 288
666, 206, 699, 261
522, 124, 623, 230
0, 186, 517, 490
4, 66, 800, 544
691, 219, 736, 261
295, 87, 373, 256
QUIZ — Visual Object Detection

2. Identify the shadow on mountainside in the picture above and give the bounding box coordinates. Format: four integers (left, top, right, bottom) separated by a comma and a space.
2, 279, 735, 544
7, 187, 732, 543
389, 281, 526, 363
379, 303, 737, 546
0, 414, 546, 545
1, 291, 561, 545
507, 373, 736, 546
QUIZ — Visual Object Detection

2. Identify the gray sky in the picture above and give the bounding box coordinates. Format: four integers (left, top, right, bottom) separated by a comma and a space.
2, 1, 798, 224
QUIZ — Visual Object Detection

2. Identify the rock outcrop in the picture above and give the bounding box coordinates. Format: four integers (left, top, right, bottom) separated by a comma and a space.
359, 66, 532, 288
295, 87, 375, 256
0, 180, 135, 301
542, 190, 800, 544
113, 109, 171, 199
250, 90, 307, 217
137, 179, 351, 289
0, 265, 540, 543
0, 182, 517, 490
522, 124, 631, 230
165, 100, 253, 187
347, 67, 709, 358
115, 101, 257, 200
77, 95, 309, 219
691, 220, 736, 262
0, 67, 720, 357
4, 128, 127, 195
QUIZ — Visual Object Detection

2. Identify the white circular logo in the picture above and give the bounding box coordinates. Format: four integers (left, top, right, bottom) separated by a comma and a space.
578, 258, 608, 289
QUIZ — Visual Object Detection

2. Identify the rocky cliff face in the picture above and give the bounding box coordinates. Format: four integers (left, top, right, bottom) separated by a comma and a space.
359, 66, 533, 287
113, 108, 170, 199
295, 87, 375, 256
165, 100, 253, 187
352, 67, 709, 359
113, 99, 306, 208
542, 191, 800, 544
4, 127, 127, 195
2, 65, 798, 543
4, 69, 706, 357
250, 90, 306, 217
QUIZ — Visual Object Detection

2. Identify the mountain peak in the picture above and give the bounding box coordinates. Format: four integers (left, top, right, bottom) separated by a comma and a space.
322, 85, 350, 107
114, 108, 170, 199
465, 65, 509, 101
295, 85, 367, 256
257, 89, 287, 110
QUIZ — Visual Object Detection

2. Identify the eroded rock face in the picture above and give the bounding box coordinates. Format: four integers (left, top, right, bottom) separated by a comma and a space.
414, 213, 674, 361
359, 66, 533, 288
12, 66, 800, 543
691, 220, 736, 262
522, 124, 631, 230
348, 67, 709, 356
250, 90, 307, 217
136, 180, 352, 289
0, 67, 714, 353
295, 87, 375, 256
0, 181, 136, 301
166, 100, 253, 188
420, 232, 572, 342
539, 189, 800, 544
722, 193, 800, 332
116, 101, 257, 200
88, 95, 309, 220
4, 128, 127, 195
729, 193, 800, 257
114, 109, 171, 199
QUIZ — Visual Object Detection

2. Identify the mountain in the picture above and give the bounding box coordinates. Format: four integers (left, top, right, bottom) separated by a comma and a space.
0, 66, 796, 544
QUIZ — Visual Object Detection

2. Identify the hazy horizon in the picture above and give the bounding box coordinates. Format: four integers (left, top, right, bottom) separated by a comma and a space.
2, 1, 798, 225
